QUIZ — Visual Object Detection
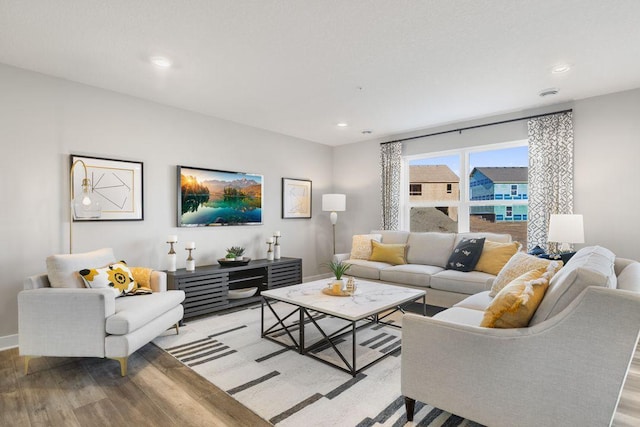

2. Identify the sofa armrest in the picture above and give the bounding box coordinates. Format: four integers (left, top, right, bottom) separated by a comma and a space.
401, 286, 640, 427
150, 270, 167, 292
18, 288, 116, 357
333, 253, 350, 263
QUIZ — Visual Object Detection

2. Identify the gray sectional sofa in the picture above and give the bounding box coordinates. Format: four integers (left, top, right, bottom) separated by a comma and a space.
334, 230, 513, 307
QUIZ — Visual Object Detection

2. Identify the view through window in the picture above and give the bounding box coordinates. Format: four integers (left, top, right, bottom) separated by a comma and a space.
404, 142, 528, 248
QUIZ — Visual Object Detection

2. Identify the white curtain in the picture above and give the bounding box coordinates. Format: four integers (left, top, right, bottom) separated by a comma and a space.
527, 111, 574, 252
380, 142, 402, 230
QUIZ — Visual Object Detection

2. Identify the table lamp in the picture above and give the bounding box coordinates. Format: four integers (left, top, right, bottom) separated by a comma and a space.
322, 194, 346, 254
547, 214, 584, 253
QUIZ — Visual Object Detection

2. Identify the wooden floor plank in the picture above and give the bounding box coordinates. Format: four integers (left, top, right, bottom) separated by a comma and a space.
73, 398, 130, 427
0, 350, 30, 427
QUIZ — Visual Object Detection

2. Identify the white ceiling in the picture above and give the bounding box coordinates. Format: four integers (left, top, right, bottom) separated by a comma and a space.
1, 1, 640, 146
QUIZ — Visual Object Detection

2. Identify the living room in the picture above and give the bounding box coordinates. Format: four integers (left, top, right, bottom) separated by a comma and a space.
1, 2, 640, 426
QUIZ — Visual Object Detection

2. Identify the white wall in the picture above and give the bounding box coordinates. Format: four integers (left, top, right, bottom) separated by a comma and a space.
334, 89, 640, 261
0, 64, 334, 342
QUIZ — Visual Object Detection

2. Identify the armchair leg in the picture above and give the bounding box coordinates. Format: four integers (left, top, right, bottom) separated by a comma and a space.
24, 356, 37, 375
404, 396, 416, 422
110, 357, 128, 376
174, 323, 180, 335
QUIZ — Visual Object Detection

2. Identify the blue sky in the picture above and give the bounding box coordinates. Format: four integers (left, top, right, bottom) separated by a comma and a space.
410, 146, 528, 177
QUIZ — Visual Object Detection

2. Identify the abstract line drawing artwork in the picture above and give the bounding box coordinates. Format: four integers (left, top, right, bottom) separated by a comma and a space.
71, 155, 144, 221
282, 178, 312, 219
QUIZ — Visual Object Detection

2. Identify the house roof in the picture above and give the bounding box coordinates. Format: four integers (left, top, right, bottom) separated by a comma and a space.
471, 167, 528, 183
410, 165, 459, 183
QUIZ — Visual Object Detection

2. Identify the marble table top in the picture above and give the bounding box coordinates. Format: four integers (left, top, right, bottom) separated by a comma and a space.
261, 279, 425, 321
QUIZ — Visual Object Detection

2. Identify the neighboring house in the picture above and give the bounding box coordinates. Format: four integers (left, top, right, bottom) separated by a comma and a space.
469, 167, 528, 221
409, 165, 459, 221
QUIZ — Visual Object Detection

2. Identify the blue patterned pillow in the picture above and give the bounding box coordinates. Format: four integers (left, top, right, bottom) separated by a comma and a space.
446, 238, 486, 272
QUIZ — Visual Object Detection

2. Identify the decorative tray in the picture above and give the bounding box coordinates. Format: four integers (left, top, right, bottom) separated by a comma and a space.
217, 257, 251, 267
322, 287, 357, 297
228, 287, 258, 299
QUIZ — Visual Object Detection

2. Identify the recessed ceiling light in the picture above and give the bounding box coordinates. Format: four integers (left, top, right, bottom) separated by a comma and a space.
361, 130, 373, 134
150, 56, 172, 68
336, 122, 348, 127
551, 64, 571, 74
539, 88, 559, 97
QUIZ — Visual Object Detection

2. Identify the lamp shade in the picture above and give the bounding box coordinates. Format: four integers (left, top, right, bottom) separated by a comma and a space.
547, 214, 584, 244
322, 194, 346, 212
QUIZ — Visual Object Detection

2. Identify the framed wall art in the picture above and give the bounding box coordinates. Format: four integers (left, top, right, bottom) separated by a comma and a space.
70, 154, 144, 221
282, 178, 312, 219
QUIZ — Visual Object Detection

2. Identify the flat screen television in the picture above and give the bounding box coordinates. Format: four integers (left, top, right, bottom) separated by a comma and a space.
178, 165, 263, 227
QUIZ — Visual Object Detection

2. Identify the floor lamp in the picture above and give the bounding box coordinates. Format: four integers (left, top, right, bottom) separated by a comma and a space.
70, 159, 102, 253
322, 194, 346, 254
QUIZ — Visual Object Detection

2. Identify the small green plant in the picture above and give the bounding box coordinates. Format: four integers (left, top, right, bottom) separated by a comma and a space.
226, 246, 245, 257
325, 260, 351, 280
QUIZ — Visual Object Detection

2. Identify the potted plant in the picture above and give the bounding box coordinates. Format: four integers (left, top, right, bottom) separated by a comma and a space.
325, 260, 351, 290
226, 246, 245, 261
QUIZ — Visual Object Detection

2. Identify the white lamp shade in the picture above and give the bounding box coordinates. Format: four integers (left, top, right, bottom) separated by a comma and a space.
548, 214, 585, 244
322, 194, 346, 212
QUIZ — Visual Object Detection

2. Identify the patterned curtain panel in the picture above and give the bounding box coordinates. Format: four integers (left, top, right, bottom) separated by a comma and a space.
527, 111, 574, 253
380, 142, 402, 230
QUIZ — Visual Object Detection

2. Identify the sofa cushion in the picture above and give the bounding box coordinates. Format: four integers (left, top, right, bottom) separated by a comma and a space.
474, 241, 521, 276
432, 306, 484, 326
107, 291, 186, 335
430, 269, 495, 295
344, 259, 391, 280
490, 252, 562, 297
369, 241, 407, 265
446, 238, 485, 272
617, 262, 640, 292
530, 246, 617, 325
79, 261, 137, 297
454, 291, 494, 311
350, 234, 382, 260
370, 230, 410, 244
454, 232, 511, 246
480, 267, 551, 328
406, 232, 456, 268
380, 264, 444, 288
46, 248, 116, 288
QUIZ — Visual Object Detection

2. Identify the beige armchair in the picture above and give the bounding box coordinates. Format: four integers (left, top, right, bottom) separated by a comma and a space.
18, 248, 185, 376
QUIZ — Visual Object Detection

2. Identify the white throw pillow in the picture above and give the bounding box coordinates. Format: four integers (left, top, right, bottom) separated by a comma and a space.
350, 234, 382, 260
46, 248, 116, 288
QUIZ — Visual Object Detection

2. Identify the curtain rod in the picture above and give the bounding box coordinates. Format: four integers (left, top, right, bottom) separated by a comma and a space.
380, 108, 573, 145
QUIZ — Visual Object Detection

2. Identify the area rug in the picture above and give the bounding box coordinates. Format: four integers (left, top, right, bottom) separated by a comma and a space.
153, 302, 482, 427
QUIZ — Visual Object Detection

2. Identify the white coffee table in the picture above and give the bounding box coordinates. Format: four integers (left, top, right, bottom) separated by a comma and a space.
261, 279, 426, 376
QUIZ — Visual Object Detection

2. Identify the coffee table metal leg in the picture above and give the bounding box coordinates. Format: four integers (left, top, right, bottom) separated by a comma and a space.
299, 305, 305, 354
352, 321, 356, 376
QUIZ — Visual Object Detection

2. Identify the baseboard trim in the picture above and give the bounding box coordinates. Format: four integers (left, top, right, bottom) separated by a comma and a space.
0, 334, 18, 351
303, 273, 332, 282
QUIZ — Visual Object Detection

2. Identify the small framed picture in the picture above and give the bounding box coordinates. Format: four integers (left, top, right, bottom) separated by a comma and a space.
71, 154, 144, 221
282, 178, 312, 219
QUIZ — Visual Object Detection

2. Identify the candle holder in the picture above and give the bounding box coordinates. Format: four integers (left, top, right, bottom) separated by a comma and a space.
167, 241, 177, 272
186, 248, 195, 271
274, 235, 281, 260
266, 241, 274, 261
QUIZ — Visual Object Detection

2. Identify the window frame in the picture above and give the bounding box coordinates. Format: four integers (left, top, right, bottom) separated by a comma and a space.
400, 139, 529, 232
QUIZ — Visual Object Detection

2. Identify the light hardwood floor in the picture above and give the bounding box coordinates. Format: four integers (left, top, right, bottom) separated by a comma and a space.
1, 342, 638, 426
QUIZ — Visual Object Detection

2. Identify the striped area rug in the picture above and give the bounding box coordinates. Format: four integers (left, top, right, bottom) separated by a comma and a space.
153, 302, 482, 427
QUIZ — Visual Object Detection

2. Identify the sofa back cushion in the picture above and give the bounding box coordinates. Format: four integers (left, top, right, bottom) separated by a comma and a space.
46, 248, 116, 288
454, 232, 511, 246
617, 262, 640, 293
406, 232, 456, 268
529, 246, 617, 325
371, 230, 410, 245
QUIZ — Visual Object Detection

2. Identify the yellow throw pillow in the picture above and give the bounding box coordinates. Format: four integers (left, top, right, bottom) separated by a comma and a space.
79, 260, 137, 297
481, 266, 552, 328
489, 252, 563, 297
369, 241, 407, 265
129, 266, 154, 295
350, 234, 382, 260
474, 241, 521, 276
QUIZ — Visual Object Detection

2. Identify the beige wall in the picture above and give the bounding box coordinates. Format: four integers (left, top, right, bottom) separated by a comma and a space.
0, 64, 334, 346
334, 89, 640, 262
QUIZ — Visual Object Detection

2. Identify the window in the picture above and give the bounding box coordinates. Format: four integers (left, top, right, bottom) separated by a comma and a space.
409, 184, 422, 195
403, 141, 529, 247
